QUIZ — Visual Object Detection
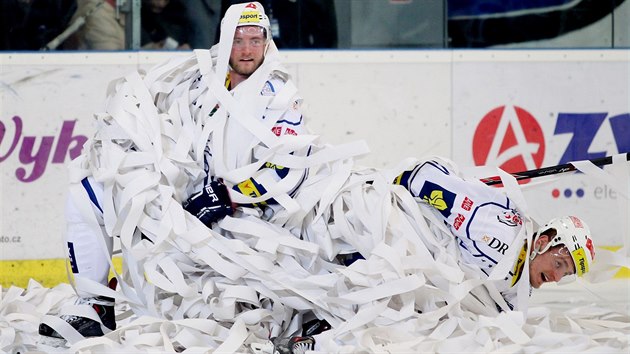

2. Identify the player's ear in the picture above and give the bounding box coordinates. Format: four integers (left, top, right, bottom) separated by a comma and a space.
535, 234, 550, 249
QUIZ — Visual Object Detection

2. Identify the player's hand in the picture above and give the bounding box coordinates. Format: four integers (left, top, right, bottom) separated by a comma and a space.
183, 180, 235, 227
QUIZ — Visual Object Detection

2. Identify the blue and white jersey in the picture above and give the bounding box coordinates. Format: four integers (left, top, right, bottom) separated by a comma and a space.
190, 70, 309, 210
395, 160, 529, 310
228, 74, 309, 207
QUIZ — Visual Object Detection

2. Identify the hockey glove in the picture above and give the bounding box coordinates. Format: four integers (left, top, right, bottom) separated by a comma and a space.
183, 180, 234, 227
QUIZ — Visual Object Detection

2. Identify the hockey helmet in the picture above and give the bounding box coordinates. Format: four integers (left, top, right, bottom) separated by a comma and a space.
533, 215, 595, 282
222, 2, 271, 42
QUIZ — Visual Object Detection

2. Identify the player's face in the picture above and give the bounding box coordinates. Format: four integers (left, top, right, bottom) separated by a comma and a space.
229, 26, 266, 78
529, 240, 576, 288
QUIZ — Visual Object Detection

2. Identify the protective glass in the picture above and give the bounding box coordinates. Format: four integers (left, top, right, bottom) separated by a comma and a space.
233, 26, 266, 48
233, 37, 265, 48
236, 26, 265, 35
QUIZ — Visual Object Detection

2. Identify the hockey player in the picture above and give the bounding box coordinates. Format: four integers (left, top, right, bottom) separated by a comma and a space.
393, 159, 595, 311
39, 1, 309, 345
270, 159, 597, 350
255, 159, 597, 353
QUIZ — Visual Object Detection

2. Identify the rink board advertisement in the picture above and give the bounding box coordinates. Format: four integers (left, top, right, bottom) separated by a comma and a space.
451, 52, 630, 247
1, 51, 629, 262
1, 54, 142, 261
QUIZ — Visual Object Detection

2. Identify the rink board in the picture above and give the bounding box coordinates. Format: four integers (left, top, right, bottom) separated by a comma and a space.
1, 50, 628, 287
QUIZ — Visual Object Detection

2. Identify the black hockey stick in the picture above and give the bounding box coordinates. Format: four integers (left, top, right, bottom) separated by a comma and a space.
481, 152, 630, 186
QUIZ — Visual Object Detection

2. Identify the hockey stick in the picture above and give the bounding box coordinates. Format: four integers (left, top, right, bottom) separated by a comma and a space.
481, 152, 630, 186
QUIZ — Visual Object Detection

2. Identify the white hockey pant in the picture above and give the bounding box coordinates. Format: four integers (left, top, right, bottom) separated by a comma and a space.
65, 176, 113, 297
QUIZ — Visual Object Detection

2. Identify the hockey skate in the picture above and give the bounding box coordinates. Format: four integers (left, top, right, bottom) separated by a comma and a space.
38, 278, 117, 347
250, 336, 315, 354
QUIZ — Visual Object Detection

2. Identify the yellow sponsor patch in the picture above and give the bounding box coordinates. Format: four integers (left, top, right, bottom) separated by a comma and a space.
265, 162, 285, 170
237, 179, 261, 197
424, 190, 448, 211
510, 243, 528, 286
236, 178, 266, 206
239, 11, 261, 24
572, 248, 589, 276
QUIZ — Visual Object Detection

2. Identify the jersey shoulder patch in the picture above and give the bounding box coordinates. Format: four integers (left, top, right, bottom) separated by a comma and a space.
419, 181, 457, 218
261, 75, 288, 96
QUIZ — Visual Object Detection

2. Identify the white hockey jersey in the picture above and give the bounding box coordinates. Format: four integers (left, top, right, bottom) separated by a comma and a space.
67, 52, 310, 288
190, 71, 309, 206
395, 160, 531, 310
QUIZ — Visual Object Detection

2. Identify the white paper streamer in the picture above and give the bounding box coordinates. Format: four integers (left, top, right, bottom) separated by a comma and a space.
3, 32, 629, 353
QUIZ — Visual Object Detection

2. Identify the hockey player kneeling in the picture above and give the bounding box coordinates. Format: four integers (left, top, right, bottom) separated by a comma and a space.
38, 1, 309, 347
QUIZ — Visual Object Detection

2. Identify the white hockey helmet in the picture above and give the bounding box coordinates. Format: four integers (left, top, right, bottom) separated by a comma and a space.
222, 2, 271, 42
534, 215, 595, 280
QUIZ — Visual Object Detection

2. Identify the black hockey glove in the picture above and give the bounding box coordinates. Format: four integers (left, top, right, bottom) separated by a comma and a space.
182, 180, 234, 227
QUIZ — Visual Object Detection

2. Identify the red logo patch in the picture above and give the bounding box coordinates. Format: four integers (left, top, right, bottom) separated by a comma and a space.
569, 215, 584, 228
271, 126, 282, 136
586, 238, 595, 260
245, 3, 257, 9
285, 128, 297, 136
461, 197, 474, 211
454, 214, 465, 230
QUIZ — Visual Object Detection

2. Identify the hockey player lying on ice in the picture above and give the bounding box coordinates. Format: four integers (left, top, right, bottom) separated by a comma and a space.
38, 2, 596, 352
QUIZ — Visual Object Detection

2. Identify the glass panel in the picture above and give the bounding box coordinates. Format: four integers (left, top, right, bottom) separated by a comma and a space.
0, 0, 627, 51
447, 0, 628, 48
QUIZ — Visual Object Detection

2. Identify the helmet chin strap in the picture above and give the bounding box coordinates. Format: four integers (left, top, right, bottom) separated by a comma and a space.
529, 233, 553, 261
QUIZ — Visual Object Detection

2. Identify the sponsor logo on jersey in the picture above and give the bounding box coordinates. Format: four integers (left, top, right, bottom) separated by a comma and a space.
453, 213, 465, 230
486, 236, 509, 255
572, 248, 588, 276
261, 81, 275, 96
497, 209, 522, 227
235, 178, 267, 206
271, 126, 297, 136
264, 162, 289, 178
461, 196, 474, 211
419, 181, 457, 218
265, 162, 284, 170
510, 242, 528, 286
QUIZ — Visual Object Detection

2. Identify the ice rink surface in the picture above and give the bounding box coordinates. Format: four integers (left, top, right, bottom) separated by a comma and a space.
526, 278, 630, 353
530, 278, 629, 313
1, 278, 627, 353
